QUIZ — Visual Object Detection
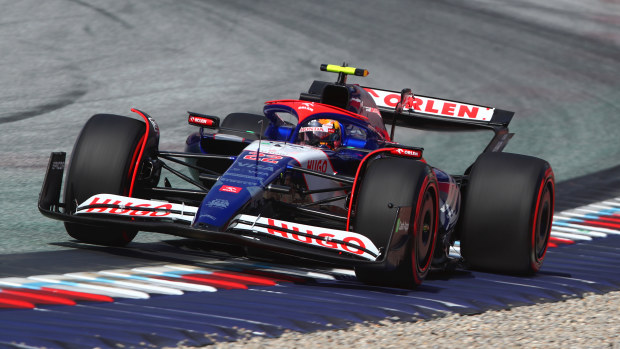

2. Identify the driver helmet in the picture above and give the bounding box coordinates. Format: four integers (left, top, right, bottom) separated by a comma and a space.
297, 119, 342, 150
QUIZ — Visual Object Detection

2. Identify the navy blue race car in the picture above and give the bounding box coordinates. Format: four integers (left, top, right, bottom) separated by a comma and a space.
39, 64, 555, 288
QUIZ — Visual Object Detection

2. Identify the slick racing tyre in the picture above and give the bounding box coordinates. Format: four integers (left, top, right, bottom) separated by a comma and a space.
63, 114, 147, 246
353, 157, 439, 288
459, 152, 555, 274
220, 113, 271, 140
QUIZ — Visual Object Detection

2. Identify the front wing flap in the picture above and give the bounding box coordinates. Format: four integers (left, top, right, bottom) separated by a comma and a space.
229, 215, 380, 261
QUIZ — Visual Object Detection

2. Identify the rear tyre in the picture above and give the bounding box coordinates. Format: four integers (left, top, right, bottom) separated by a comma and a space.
63, 114, 147, 246
459, 152, 554, 274
353, 157, 438, 288
220, 113, 270, 140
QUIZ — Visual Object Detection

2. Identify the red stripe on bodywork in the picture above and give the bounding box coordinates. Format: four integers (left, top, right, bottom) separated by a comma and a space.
128, 108, 151, 197
346, 148, 396, 230
126, 133, 146, 196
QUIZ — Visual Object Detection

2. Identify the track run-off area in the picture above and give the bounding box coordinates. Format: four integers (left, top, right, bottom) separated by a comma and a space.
1, 0, 620, 348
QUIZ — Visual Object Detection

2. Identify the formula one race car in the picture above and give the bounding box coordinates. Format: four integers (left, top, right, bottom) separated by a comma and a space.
39, 64, 555, 288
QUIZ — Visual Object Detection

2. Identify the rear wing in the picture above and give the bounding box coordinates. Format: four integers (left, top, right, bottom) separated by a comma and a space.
363, 87, 515, 153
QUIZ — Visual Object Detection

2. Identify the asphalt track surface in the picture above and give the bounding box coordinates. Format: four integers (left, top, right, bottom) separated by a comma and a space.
1, 0, 620, 347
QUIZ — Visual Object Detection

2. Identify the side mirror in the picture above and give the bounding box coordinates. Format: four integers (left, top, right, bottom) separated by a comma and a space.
187, 111, 220, 129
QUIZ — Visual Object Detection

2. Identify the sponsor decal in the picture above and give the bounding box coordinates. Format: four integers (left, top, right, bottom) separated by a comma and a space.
349, 97, 362, 111
394, 207, 413, 235
219, 185, 242, 194
402, 95, 416, 110
82, 196, 170, 216
235, 161, 276, 171
221, 178, 259, 186
75, 194, 196, 223
298, 102, 315, 112
363, 88, 494, 121
364, 106, 381, 114
300, 125, 336, 134
243, 151, 284, 164
244, 141, 316, 158
188, 115, 215, 126
396, 218, 410, 232
230, 215, 380, 261
306, 159, 328, 173
51, 161, 65, 170
133, 109, 160, 135
390, 148, 422, 158
300, 126, 329, 133
206, 199, 229, 209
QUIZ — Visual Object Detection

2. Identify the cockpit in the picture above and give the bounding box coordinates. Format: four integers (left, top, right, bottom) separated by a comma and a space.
263, 101, 379, 151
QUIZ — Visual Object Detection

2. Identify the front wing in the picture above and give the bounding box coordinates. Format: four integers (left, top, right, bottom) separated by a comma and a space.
39, 152, 391, 266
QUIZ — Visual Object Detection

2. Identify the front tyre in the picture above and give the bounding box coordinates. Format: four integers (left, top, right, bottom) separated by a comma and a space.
63, 114, 148, 246
353, 157, 438, 288
459, 152, 555, 274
